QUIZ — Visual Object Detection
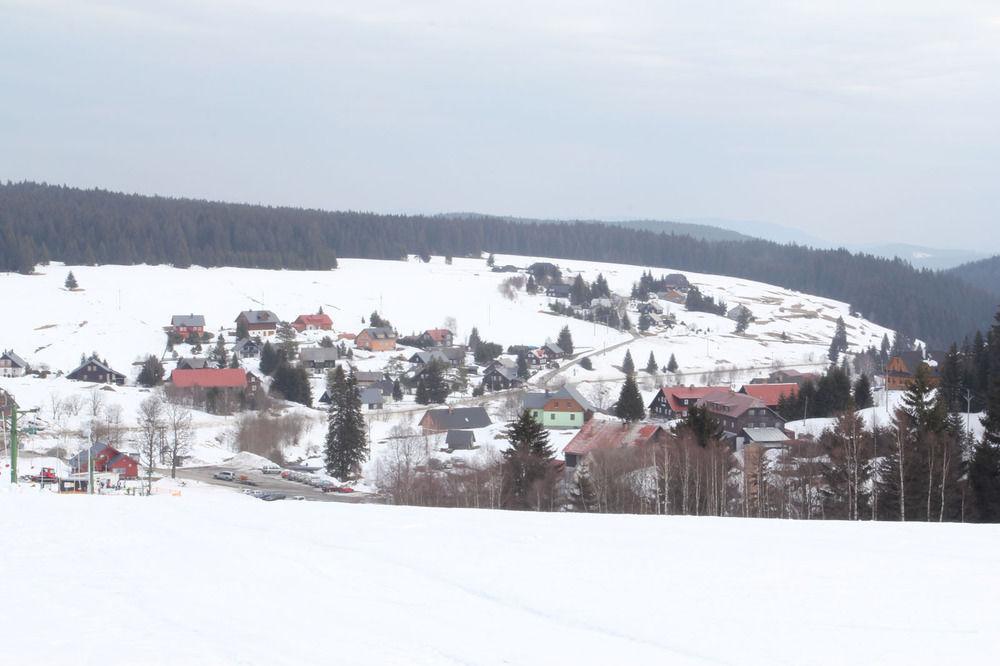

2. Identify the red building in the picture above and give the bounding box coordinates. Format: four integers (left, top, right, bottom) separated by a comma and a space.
292, 313, 333, 332
739, 383, 798, 409
69, 443, 140, 478
170, 314, 205, 337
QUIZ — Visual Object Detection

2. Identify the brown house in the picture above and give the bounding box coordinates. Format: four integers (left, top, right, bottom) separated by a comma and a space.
563, 420, 668, 468
356, 327, 397, 351
235, 310, 279, 338
292, 313, 333, 332
884, 351, 943, 391
696, 389, 785, 440
67, 356, 126, 386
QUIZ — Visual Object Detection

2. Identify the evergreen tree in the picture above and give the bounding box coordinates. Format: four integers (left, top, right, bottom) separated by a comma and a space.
681, 404, 723, 447
579, 357, 593, 370
971, 309, 1000, 521
592, 273, 610, 298
526, 275, 537, 294
276, 322, 298, 360
392, 379, 403, 401
64, 271, 78, 289
468, 326, 481, 353
502, 409, 554, 509
615, 372, 645, 422
621, 350, 635, 375
638, 313, 653, 332
901, 363, 944, 435
486, 253, 495, 267
735, 308, 751, 334
228, 353, 240, 369
235, 319, 249, 340
271, 362, 312, 406
879, 333, 891, 365
422, 360, 450, 404
621, 313, 632, 331
415, 376, 429, 405
259, 340, 279, 376
853, 374, 873, 410
557, 325, 574, 356
828, 316, 849, 363
667, 353, 679, 373
211, 336, 228, 369
570, 274, 591, 306
324, 367, 368, 480
517, 353, 529, 379
645, 351, 658, 374
137, 355, 164, 387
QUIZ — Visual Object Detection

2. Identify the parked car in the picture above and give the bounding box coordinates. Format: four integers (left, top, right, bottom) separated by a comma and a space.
213, 470, 236, 481
261, 464, 281, 474
259, 492, 286, 501
291, 495, 306, 501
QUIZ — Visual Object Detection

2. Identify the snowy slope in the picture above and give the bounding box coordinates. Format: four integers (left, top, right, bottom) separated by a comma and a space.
1, 487, 997, 665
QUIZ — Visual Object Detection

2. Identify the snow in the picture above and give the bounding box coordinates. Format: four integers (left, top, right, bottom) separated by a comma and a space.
0, 488, 997, 664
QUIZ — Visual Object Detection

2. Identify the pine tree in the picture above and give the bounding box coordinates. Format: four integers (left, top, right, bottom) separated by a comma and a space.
829, 316, 848, 362
276, 322, 298, 360
64, 271, 78, 289
667, 353, 679, 373
615, 372, 645, 422
211, 336, 228, 369
468, 327, 481, 354
137, 355, 164, 387
259, 341, 279, 375
235, 319, 249, 340
621, 313, 632, 331
901, 363, 944, 435
415, 376, 429, 405
579, 357, 593, 371
392, 379, 403, 401
517, 353, 529, 379
502, 409, 554, 509
557, 325, 574, 356
853, 374, 873, 409
526, 275, 537, 294
486, 253, 495, 267
682, 404, 723, 447
325, 367, 368, 480
735, 308, 751, 334
645, 351, 658, 374
422, 360, 449, 404
971, 309, 1000, 521
622, 350, 635, 375
228, 353, 240, 369
880, 333, 891, 365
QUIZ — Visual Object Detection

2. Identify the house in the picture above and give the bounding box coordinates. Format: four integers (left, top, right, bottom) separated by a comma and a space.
292, 313, 333, 332
884, 351, 944, 391
546, 283, 573, 299
419, 406, 492, 434
356, 327, 396, 351
482, 361, 522, 391
527, 343, 564, 366
753, 369, 820, 387
648, 386, 727, 420
446, 430, 476, 450
358, 387, 384, 410
170, 314, 205, 338
522, 385, 595, 428
169, 368, 261, 405
0, 387, 18, 419
590, 297, 614, 309
563, 420, 668, 468
656, 289, 687, 305
299, 347, 340, 370
68, 442, 139, 478
696, 389, 785, 440
176, 357, 210, 370
662, 273, 691, 291
409, 350, 452, 366
236, 310, 279, 337
233, 338, 261, 360
739, 383, 799, 409
726, 304, 753, 322
0, 350, 28, 377
737, 427, 790, 451
67, 356, 126, 386
419, 328, 454, 347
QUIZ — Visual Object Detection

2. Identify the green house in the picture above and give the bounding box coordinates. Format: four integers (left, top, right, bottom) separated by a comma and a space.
522, 385, 595, 429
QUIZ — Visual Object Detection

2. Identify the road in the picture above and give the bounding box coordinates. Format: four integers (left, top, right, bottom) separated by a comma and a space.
171, 466, 378, 503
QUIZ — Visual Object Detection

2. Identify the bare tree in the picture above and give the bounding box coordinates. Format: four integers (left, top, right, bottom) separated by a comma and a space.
375, 425, 427, 505
136, 395, 165, 492
162, 398, 193, 479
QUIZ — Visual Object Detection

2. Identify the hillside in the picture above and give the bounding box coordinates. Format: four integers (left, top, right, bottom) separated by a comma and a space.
0, 182, 994, 345
2, 488, 998, 665
948, 255, 1000, 298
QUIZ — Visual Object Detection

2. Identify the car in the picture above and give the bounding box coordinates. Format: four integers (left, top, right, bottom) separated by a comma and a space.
261, 464, 281, 474
280, 471, 291, 479
213, 470, 236, 481
290, 495, 306, 501
259, 492, 286, 501
242, 488, 255, 495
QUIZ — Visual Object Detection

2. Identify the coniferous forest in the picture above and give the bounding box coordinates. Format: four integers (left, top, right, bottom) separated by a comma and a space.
1, 181, 995, 345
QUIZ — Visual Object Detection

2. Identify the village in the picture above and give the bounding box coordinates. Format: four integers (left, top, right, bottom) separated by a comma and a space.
1, 254, 939, 514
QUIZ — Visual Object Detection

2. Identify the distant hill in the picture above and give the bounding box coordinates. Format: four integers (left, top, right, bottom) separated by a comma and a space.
948, 255, 1000, 298
856, 243, 985, 271
1, 181, 995, 345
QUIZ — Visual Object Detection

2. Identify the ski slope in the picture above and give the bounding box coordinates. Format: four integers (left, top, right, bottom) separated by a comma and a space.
1, 486, 997, 665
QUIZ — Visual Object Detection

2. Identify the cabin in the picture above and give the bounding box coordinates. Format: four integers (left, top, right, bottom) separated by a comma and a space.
419, 406, 492, 434
68, 442, 139, 478
648, 386, 727, 420
739, 383, 799, 409
67, 357, 126, 386
170, 314, 205, 338
546, 283, 573, 299
752, 369, 820, 387
358, 387, 384, 411
482, 360, 522, 391
299, 347, 340, 370
656, 289, 687, 305
176, 357, 210, 370
292, 313, 333, 332
884, 351, 944, 391
737, 427, 790, 451
696, 389, 785, 440
662, 273, 691, 291
563, 420, 667, 468
522, 386, 595, 428
727, 304, 753, 322
233, 338, 261, 360
445, 430, 476, 450
236, 310, 279, 337
419, 328, 454, 347
356, 327, 396, 352
0, 350, 28, 378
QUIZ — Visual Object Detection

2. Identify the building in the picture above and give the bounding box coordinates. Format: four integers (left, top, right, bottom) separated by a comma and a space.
522, 385, 595, 428
170, 314, 205, 338
292, 313, 333, 332
169, 367, 262, 405
739, 383, 799, 409
0, 387, 18, 419
648, 386, 727, 420
358, 387, 384, 410
68, 442, 139, 478
355, 327, 397, 351
299, 347, 340, 370
235, 310, 280, 337
409, 350, 453, 366
445, 430, 476, 450
545, 283, 573, 299
67, 356, 126, 386
419, 406, 492, 434
563, 420, 668, 468
752, 369, 820, 387
662, 273, 690, 291
482, 359, 523, 391
884, 351, 944, 391
727, 304, 753, 322
0, 350, 28, 377
656, 289, 687, 305
419, 328, 455, 347
696, 389, 785, 440
233, 338, 261, 359
737, 427, 790, 451
176, 357, 210, 370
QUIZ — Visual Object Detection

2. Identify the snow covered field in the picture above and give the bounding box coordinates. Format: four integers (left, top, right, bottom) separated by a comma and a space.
1, 486, 997, 665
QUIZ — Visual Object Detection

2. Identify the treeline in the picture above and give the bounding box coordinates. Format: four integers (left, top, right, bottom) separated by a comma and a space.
1, 181, 995, 344
949, 255, 1000, 298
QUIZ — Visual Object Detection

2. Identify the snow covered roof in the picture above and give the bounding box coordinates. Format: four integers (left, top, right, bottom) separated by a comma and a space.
237, 310, 279, 325
564, 420, 664, 458
741, 427, 789, 444
171, 314, 205, 327
420, 406, 492, 431
1, 349, 27, 368
299, 347, 340, 363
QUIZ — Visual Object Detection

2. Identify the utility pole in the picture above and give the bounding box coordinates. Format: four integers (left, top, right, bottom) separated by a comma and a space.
9, 404, 17, 484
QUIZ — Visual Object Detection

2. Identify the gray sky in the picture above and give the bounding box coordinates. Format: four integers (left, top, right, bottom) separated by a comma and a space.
2, 1, 999, 250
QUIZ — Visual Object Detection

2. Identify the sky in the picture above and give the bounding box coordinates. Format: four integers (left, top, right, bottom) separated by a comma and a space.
1, 1, 999, 250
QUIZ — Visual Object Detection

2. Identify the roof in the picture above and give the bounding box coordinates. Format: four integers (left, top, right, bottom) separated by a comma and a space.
234, 338, 260, 351
547, 283, 572, 296
1, 350, 28, 368
358, 327, 396, 340
68, 442, 116, 468
170, 368, 247, 389
70, 356, 124, 378
294, 313, 333, 327
357, 387, 384, 405
171, 314, 205, 327
564, 420, 663, 458
544, 342, 564, 355
523, 385, 595, 412
650, 386, 727, 413
739, 383, 798, 407
697, 389, 766, 419
741, 427, 790, 444
354, 371, 385, 384
486, 363, 520, 380
423, 328, 453, 342
177, 357, 209, 370
891, 351, 944, 377
410, 350, 451, 365
299, 347, 340, 363
445, 430, 476, 447
726, 304, 753, 320
237, 310, 279, 325
420, 406, 492, 430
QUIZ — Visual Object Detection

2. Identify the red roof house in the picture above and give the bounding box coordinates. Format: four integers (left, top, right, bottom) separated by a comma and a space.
739, 383, 798, 408
170, 368, 248, 388
563, 420, 667, 468
648, 386, 728, 419
292, 313, 333, 332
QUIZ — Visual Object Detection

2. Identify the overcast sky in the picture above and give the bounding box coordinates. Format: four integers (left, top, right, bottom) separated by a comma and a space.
2, 1, 998, 250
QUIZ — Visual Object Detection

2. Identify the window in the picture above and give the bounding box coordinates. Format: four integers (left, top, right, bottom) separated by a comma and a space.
550, 413, 555, 420
570, 413, 575, 421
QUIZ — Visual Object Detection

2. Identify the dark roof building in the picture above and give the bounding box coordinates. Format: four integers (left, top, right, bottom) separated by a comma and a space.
419, 406, 493, 433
